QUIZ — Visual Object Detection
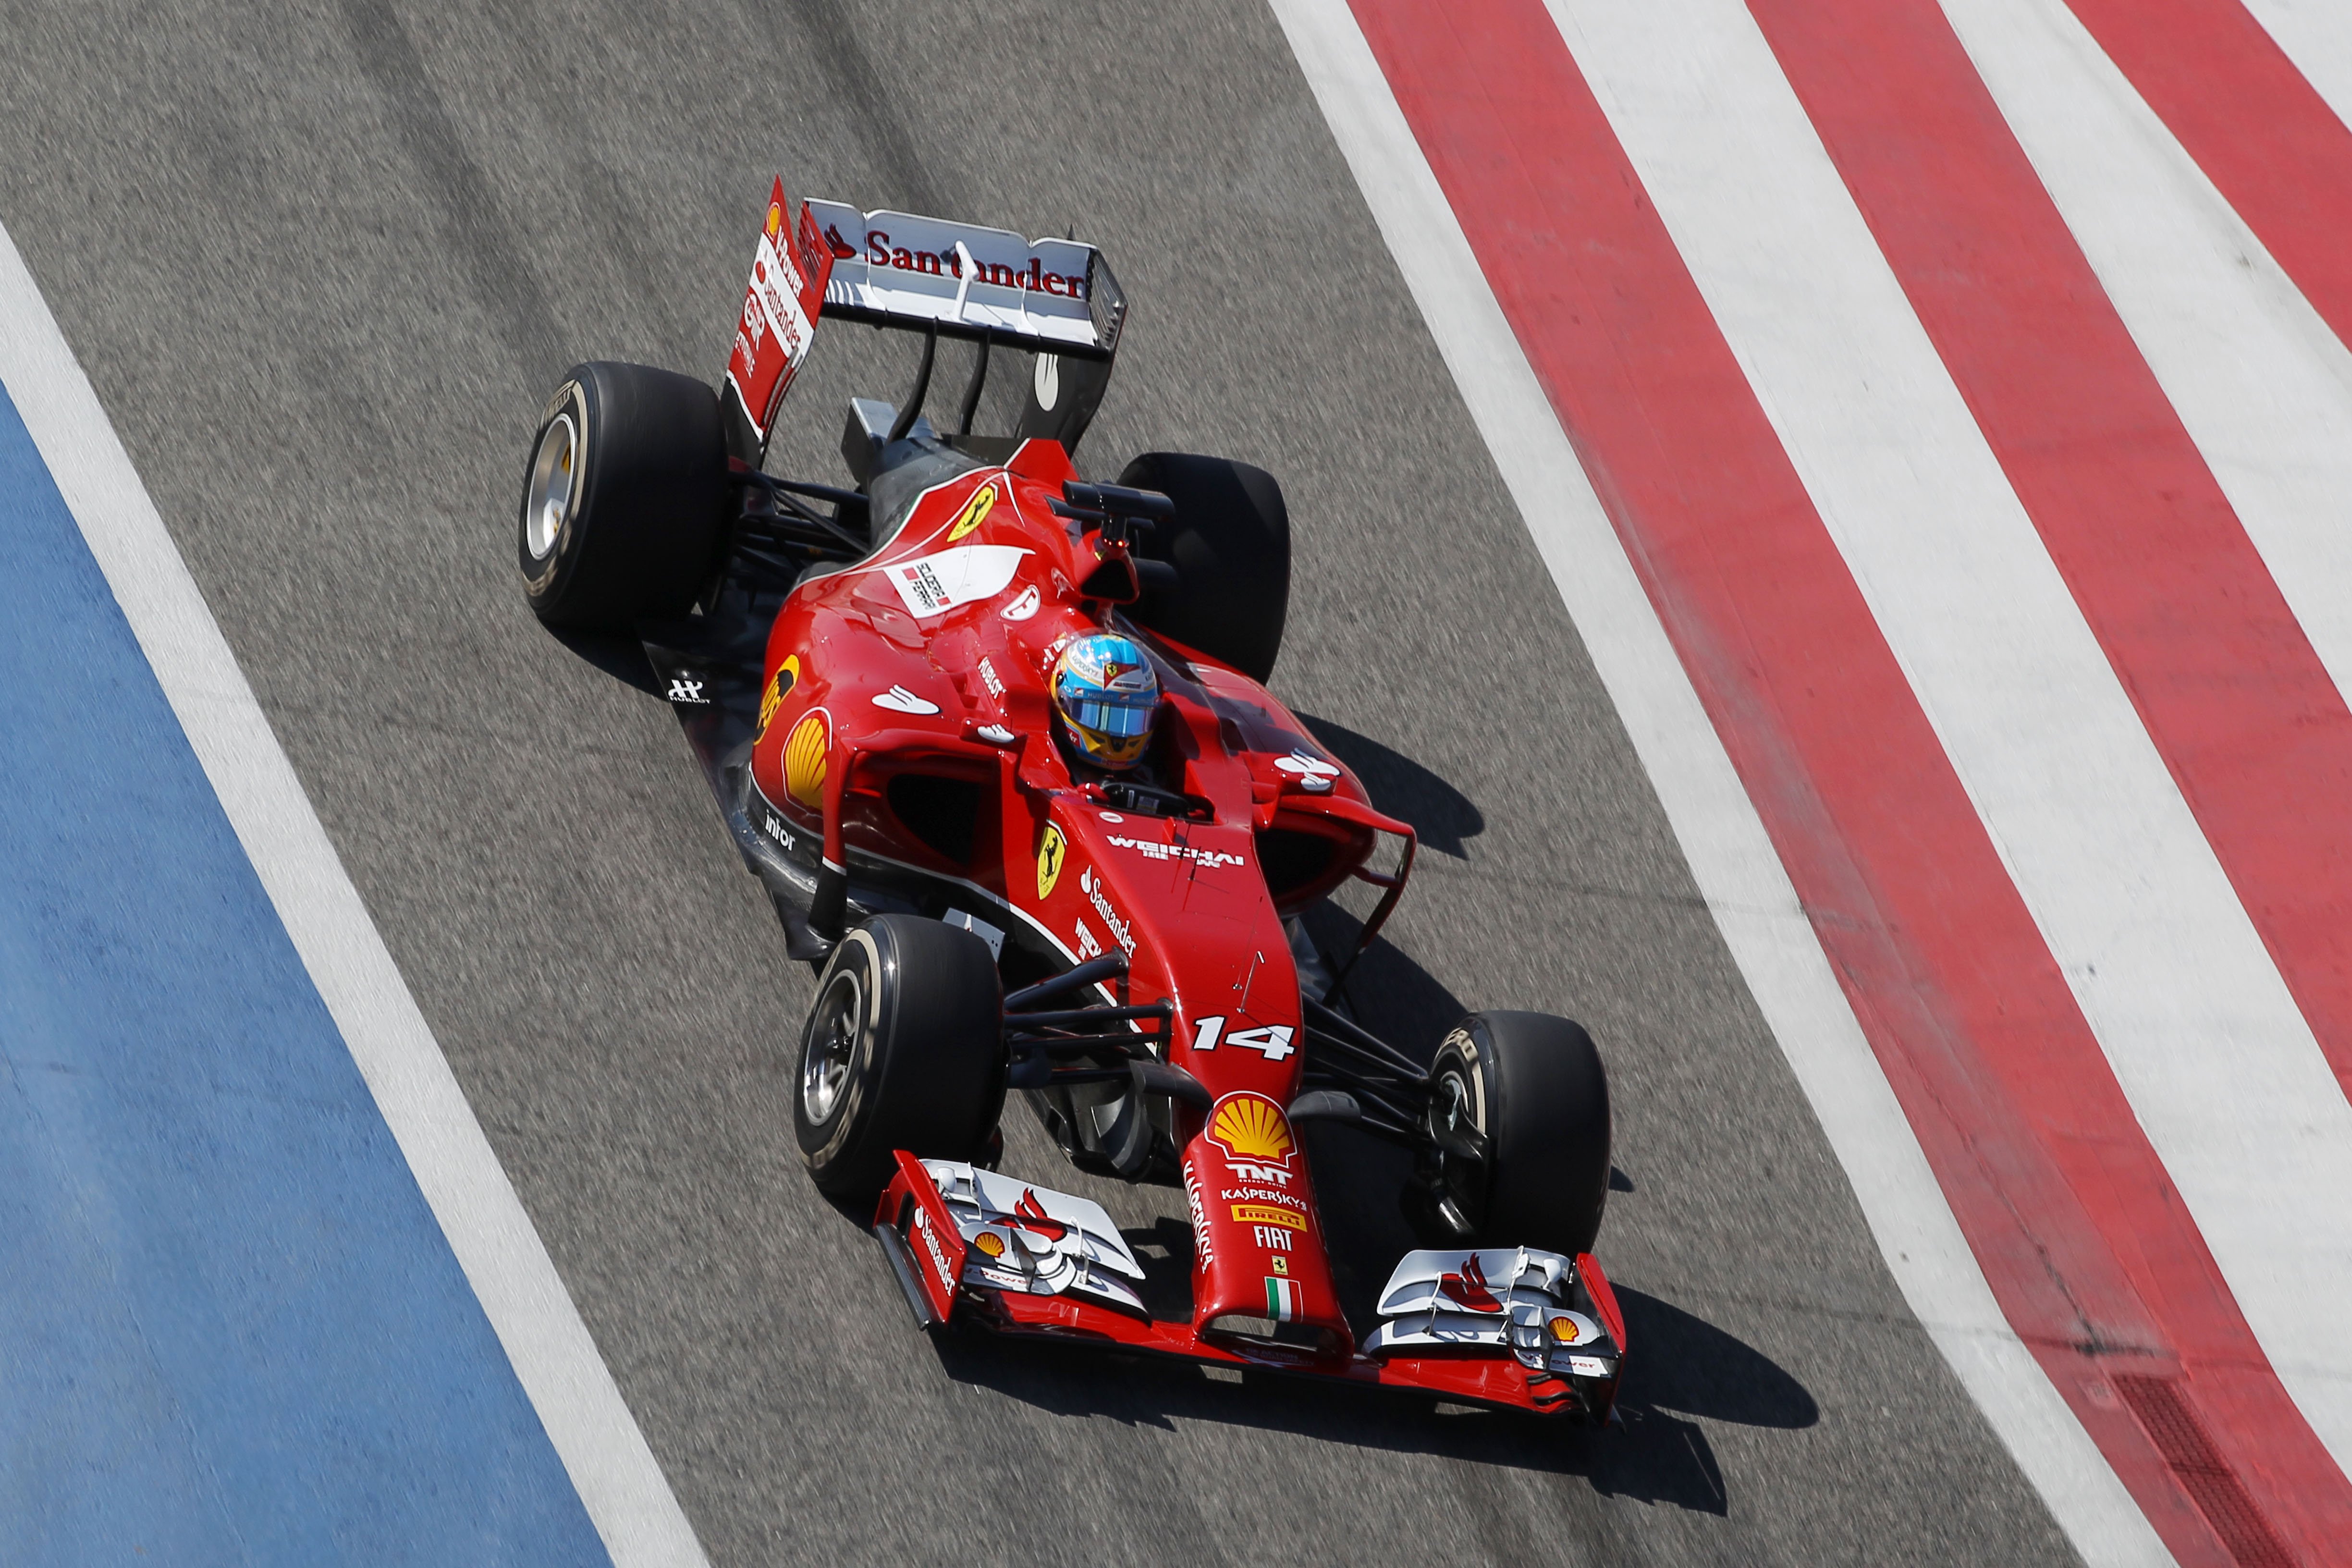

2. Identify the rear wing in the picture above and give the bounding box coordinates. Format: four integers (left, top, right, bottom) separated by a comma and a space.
803, 202, 1127, 362
720, 179, 1127, 465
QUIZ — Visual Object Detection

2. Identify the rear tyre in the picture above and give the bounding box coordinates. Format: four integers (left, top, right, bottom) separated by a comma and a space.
517, 360, 728, 630
1115, 452, 1290, 683
793, 914, 1006, 1201
1418, 1011, 1611, 1257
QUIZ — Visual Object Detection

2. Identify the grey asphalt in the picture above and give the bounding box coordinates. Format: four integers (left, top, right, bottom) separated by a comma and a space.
0, 0, 2077, 1562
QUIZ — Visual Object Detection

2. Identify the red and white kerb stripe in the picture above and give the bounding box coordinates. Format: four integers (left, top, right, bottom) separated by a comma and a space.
1274, 0, 2352, 1561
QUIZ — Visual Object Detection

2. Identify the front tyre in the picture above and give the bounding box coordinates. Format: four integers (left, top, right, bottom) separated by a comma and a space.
793, 915, 1007, 1201
517, 360, 728, 630
1420, 1011, 1611, 1257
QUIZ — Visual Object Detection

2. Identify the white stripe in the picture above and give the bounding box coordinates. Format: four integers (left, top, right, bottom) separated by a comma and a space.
1549, 0, 2352, 1472
1262, 3, 2165, 1560
1943, 0, 2352, 1460
1950, 0, 2352, 737
0, 223, 709, 1566
2243, 0, 2352, 141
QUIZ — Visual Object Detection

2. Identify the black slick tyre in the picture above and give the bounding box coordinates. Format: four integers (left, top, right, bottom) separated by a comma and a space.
1423, 1011, 1611, 1257
517, 360, 728, 630
1115, 452, 1290, 683
793, 914, 1007, 1201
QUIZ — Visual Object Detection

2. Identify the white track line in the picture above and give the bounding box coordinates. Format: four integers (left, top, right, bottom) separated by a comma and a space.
1550, 0, 2352, 1472
1953, 0, 2352, 721
1263, 2, 2165, 1560
2245, 0, 2352, 140
0, 220, 710, 1568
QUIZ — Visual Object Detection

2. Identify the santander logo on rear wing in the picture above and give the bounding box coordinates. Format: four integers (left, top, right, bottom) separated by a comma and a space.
722, 178, 1127, 461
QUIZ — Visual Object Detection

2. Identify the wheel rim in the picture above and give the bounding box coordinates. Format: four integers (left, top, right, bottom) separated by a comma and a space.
523, 412, 577, 560
1428, 1054, 1488, 1233
1433, 1068, 1473, 1135
801, 968, 864, 1125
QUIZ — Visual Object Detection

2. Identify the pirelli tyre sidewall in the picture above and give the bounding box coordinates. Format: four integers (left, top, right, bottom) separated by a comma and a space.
792, 914, 1006, 1201
1430, 1010, 1612, 1257
516, 360, 727, 630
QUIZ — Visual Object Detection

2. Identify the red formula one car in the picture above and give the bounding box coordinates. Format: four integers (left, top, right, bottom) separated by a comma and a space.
514, 180, 1624, 1419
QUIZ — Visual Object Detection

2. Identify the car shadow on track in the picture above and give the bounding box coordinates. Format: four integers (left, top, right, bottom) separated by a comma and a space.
1296, 714, 1485, 858
925, 1274, 1809, 1518
544, 624, 662, 694
923, 915, 1814, 1518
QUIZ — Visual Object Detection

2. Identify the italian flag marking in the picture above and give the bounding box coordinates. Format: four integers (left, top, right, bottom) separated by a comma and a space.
1266, 1277, 1300, 1322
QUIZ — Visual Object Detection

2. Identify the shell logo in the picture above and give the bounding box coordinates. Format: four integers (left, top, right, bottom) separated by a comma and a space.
784, 710, 829, 808
946, 482, 996, 542
759, 655, 800, 735
1037, 823, 1066, 899
765, 201, 784, 240
1208, 1092, 1294, 1165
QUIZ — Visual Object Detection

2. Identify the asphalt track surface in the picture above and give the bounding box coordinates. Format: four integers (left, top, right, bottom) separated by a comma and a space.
0, 2, 2078, 1562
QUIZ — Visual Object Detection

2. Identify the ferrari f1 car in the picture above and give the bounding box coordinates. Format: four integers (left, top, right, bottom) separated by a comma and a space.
514, 180, 1624, 1419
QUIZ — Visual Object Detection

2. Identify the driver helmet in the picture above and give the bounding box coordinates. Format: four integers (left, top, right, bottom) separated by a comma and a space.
1051, 631, 1160, 769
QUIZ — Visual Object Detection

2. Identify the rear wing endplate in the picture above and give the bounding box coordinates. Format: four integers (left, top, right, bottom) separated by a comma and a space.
722, 178, 835, 463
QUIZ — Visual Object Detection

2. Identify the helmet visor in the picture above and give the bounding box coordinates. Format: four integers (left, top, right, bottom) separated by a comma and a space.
1064, 689, 1157, 738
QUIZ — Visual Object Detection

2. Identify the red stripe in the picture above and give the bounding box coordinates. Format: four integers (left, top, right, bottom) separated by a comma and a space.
2063, 0, 2352, 356
1781, 0, 2352, 1118
1746, 0, 2352, 1539
1340, 0, 2351, 1557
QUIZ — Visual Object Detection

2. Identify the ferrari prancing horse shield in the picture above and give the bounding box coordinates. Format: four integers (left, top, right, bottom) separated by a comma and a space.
1037, 823, 1066, 899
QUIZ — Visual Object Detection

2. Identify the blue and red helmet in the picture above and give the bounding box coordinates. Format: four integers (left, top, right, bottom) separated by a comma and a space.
1051, 632, 1160, 769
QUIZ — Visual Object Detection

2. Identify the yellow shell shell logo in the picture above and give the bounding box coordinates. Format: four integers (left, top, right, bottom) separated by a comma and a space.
1208, 1093, 1294, 1165
947, 481, 997, 542
784, 710, 829, 808
1037, 823, 1066, 899
759, 655, 800, 735
765, 201, 784, 239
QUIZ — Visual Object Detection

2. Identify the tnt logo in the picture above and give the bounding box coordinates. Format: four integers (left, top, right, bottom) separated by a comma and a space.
666, 676, 707, 704
1253, 1225, 1293, 1252
1228, 1162, 1291, 1187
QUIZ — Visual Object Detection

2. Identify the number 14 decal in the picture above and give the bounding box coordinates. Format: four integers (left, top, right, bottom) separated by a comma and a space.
1190, 1015, 1296, 1061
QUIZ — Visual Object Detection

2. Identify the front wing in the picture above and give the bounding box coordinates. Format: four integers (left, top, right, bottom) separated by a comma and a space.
872, 1152, 1624, 1422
